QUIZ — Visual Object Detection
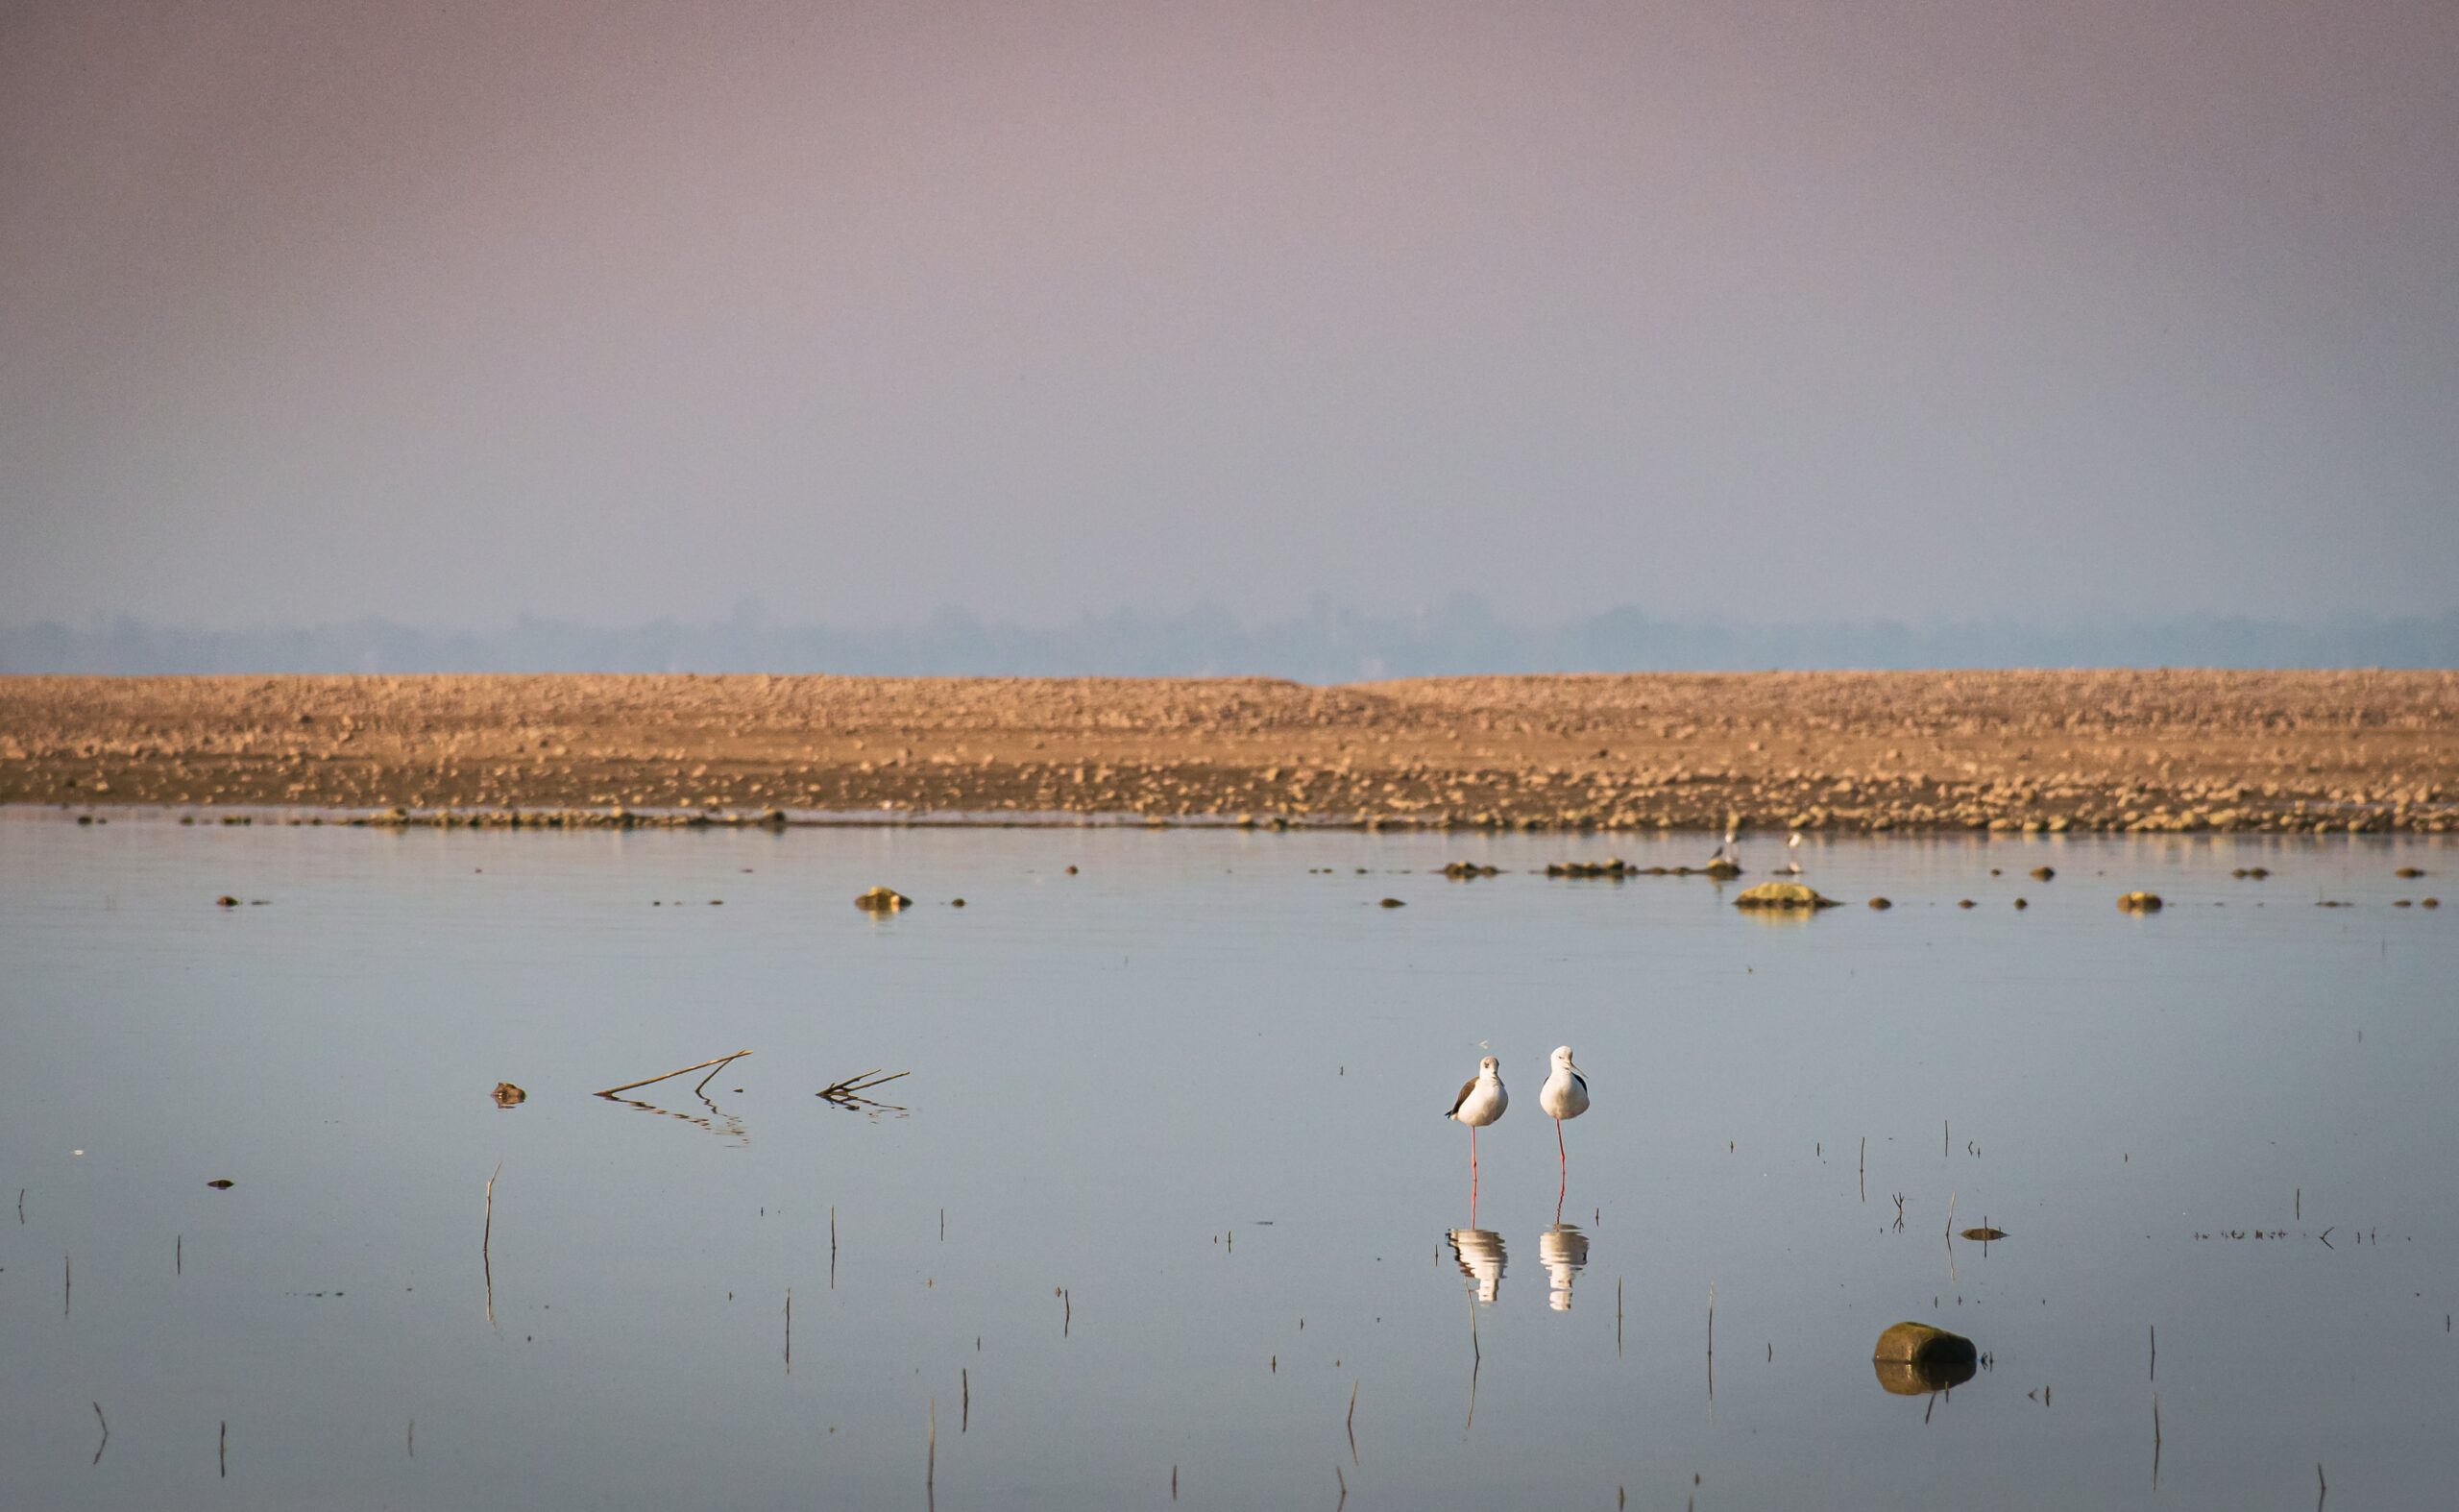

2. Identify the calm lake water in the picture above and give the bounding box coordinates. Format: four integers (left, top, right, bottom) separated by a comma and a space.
3, 815, 2453, 1508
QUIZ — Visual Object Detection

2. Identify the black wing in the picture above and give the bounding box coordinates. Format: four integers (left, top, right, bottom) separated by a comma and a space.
1445, 1077, 1476, 1118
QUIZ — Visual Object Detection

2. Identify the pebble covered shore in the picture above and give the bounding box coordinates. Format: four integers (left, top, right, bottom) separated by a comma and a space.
3, 670, 2453, 834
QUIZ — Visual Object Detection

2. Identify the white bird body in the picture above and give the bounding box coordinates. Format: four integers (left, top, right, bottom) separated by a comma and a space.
1538, 1046, 1589, 1121
1540, 1045, 1589, 1193
1448, 1055, 1507, 1205
1448, 1056, 1508, 1128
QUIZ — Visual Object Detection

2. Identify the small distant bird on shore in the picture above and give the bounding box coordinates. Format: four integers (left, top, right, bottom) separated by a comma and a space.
1446, 1055, 1508, 1195
1708, 826, 1736, 865
1538, 1046, 1590, 1178
1776, 831, 1804, 874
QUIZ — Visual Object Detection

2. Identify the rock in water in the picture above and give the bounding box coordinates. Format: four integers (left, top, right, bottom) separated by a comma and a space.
2117, 890, 2163, 913
2029, 866, 2055, 881
855, 886, 912, 913
1871, 1321, 1979, 1393
1733, 881, 1838, 910
492, 1082, 527, 1108
1874, 1320, 1976, 1362
1544, 859, 1632, 878
1867, 896, 1893, 909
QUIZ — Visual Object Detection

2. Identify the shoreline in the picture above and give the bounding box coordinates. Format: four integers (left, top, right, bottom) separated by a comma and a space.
5, 670, 2453, 835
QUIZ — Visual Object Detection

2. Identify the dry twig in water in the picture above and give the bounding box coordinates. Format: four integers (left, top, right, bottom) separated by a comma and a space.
483, 1162, 501, 1326
596, 1050, 752, 1099
816, 1068, 911, 1111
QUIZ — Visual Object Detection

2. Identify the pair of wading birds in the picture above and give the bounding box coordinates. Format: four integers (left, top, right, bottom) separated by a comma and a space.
1444, 1046, 1589, 1187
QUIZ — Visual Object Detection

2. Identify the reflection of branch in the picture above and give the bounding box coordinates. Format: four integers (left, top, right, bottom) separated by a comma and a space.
602, 1093, 752, 1145
595, 1050, 752, 1099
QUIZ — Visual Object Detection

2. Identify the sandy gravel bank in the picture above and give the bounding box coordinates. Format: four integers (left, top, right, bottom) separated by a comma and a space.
3, 671, 2453, 834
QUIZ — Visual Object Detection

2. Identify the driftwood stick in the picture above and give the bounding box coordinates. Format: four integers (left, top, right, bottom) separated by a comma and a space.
483, 1161, 501, 1327
818, 1068, 910, 1098
596, 1051, 752, 1099
694, 1056, 744, 1097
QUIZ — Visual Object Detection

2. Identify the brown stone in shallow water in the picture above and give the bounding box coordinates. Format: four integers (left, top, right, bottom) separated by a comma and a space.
1734, 882, 1838, 911
2117, 891, 2163, 913
492, 1082, 527, 1108
1871, 1322, 1978, 1395
2029, 866, 2055, 881
855, 886, 911, 913
1868, 896, 1892, 909
1874, 1354, 1977, 1394
1545, 859, 1631, 878
1873, 1321, 1977, 1364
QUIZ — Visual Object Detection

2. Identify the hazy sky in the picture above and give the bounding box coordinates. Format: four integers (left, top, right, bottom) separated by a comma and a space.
5, 0, 2455, 630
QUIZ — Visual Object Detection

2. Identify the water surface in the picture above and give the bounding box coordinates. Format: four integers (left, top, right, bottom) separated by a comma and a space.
3, 816, 2452, 1507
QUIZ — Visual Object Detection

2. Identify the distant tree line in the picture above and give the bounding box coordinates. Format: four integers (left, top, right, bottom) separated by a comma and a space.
4, 596, 2454, 679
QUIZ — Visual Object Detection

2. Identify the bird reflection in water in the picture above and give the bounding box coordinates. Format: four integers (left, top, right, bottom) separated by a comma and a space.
1447, 1228, 1507, 1304
1538, 1223, 1590, 1311
1446, 1228, 1507, 1429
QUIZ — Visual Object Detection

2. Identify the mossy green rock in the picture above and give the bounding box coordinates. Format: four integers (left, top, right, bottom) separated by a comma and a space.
1734, 881, 1838, 911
